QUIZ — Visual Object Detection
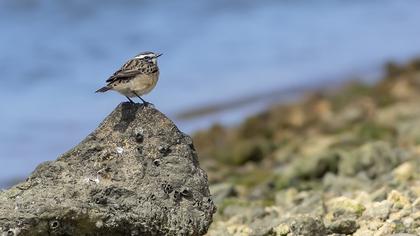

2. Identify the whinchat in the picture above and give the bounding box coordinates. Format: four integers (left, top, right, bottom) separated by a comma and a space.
96, 51, 162, 105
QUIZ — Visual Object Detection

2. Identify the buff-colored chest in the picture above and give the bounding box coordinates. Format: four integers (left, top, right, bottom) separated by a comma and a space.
112, 71, 159, 97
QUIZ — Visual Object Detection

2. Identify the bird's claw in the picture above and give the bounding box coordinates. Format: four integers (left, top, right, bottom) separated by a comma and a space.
143, 102, 154, 108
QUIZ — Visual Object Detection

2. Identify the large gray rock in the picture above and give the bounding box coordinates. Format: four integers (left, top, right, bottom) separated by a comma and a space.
0, 103, 216, 236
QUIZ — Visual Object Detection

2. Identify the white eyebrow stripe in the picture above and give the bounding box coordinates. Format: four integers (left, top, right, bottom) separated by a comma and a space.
135, 53, 155, 59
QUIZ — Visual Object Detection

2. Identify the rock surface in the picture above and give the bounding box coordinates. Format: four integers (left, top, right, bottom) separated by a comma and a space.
0, 103, 215, 236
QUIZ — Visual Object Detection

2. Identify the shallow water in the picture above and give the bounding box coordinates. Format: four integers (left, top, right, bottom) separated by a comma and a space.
1, 0, 420, 186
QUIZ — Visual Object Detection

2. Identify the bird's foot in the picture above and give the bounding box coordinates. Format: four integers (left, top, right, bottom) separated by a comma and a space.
142, 102, 154, 108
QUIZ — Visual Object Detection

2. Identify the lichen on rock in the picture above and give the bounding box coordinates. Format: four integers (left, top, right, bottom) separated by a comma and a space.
0, 103, 216, 236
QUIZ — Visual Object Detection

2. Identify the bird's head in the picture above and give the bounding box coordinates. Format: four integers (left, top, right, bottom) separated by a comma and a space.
134, 51, 163, 64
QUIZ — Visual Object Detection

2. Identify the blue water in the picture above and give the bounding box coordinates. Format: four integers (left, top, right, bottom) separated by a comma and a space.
1, 0, 420, 186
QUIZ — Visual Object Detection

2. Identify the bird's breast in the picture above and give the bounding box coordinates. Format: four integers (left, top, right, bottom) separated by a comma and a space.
130, 72, 159, 95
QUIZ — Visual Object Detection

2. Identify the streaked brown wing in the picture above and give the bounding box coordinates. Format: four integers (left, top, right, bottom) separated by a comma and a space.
106, 58, 143, 83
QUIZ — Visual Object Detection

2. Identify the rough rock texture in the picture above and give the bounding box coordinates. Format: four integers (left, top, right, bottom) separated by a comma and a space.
0, 103, 216, 236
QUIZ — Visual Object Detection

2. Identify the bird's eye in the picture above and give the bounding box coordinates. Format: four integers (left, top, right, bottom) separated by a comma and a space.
143, 56, 150, 60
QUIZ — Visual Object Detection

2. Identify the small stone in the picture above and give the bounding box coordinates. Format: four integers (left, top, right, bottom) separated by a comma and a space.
402, 217, 414, 228
393, 162, 415, 182
353, 228, 375, 236
375, 222, 396, 236
287, 215, 326, 236
226, 224, 252, 235
387, 190, 411, 209
327, 196, 366, 217
365, 220, 385, 230
412, 210, 420, 220
327, 218, 359, 234
363, 201, 391, 220
273, 224, 290, 236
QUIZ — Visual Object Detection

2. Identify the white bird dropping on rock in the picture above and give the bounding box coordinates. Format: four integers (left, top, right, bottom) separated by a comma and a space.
116, 147, 124, 154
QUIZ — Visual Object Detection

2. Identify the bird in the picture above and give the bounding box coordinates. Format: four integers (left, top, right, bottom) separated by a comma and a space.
96, 51, 162, 105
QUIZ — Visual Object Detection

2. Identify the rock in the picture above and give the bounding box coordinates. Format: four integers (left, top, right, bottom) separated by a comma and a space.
326, 218, 359, 234
363, 201, 391, 220
291, 151, 340, 180
402, 217, 414, 228
326, 196, 366, 218
374, 222, 396, 236
392, 162, 415, 182
226, 224, 252, 236
0, 103, 215, 236
387, 190, 411, 209
248, 212, 281, 236
354, 228, 376, 236
209, 183, 237, 205
338, 142, 406, 179
273, 224, 290, 236
285, 215, 326, 236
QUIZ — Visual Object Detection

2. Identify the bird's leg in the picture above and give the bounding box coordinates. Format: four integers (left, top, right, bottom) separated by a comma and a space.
133, 92, 153, 107
125, 96, 135, 104
137, 96, 147, 104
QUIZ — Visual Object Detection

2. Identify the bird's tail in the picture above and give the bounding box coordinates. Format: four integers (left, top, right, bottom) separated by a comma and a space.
95, 86, 111, 93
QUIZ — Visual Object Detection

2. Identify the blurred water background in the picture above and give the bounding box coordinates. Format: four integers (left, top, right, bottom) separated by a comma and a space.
1, 0, 420, 187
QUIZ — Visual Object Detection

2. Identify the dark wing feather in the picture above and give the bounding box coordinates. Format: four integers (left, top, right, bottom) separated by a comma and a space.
106, 70, 142, 82
106, 58, 144, 83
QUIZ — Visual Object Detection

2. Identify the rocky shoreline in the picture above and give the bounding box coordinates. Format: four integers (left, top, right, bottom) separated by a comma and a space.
195, 59, 420, 235
1, 59, 419, 235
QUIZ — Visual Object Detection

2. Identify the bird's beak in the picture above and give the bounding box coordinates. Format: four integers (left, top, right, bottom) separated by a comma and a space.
156, 53, 163, 58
